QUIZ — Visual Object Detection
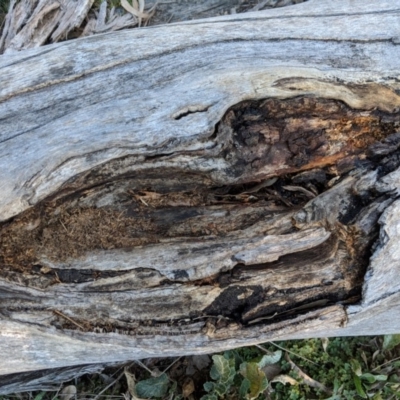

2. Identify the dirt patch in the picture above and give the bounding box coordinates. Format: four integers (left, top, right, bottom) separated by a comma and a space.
0, 206, 158, 271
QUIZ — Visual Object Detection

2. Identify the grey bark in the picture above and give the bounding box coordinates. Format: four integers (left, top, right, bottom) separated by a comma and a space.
0, 0, 400, 393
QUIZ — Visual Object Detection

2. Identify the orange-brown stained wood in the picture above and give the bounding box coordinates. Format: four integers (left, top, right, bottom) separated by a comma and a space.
219, 97, 399, 182
0, 97, 399, 280
0, 96, 398, 338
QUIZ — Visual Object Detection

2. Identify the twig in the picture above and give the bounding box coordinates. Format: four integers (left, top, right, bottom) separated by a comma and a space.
372, 355, 400, 372
285, 353, 331, 394
255, 344, 275, 354
51, 383, 64, 400
264, 341, 319, 366
162, 356, 182, 374
60, 219, 70, 234
93, 369, 125, 400
52, 309, 86, 331
134, 359, 157, 376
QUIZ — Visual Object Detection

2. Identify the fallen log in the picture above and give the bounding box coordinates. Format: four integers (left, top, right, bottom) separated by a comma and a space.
1, 0, 400, 392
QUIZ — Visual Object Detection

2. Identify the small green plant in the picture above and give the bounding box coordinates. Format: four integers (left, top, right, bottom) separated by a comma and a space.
134, 373, 170, 398
201, 350, 282, 400
265, 336, 400, 400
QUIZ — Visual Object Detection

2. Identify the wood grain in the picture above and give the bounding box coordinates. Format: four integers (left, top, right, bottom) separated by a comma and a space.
0, 0, 400, 389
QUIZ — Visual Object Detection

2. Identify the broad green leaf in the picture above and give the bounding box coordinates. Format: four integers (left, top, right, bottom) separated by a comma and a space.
200, 395, 218, 400
360, 372, 387, 383
374, 374, 388, 381
257, 351, 282, 368
383, 334, 400, 351
223, 351, 235, 360
228, 365, 237, 384
240, 362, 268, 400
135, 373, 169, 398
33, 392, 46, 400
229, 349, 244, 369
203, 381, 215, 393
210, 355, 235, 383
350, 359, 362, 376
360, 373, 376, 383
389, 374, 400, 383
210, 365, 219, 381
353, 375, 367, 399
214, 382, 228, 396
239, 378, 250, 399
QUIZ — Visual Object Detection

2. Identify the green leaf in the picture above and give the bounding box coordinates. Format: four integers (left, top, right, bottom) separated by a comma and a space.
360, 373, 376, 383
203, 381, 215, 393
231, 350, 244, 368
33, 392, 46, 400
383, 334, 400, 351
240, 362, 268, 400
214, 382, 228, 396
389, 374, 400, 383
239, 378, 250, 399
353, 375, 367, 399
211, 355, 236, 385
135, 373, 169, 398
350, 359, 362, 376
374, 374, 388, 381
200, 395, 218, 400
210, 365, 219, 381
257, 351, 282, 368
223, 351, 235, 360
212, 355, 230, 381
360, 372, 388, 383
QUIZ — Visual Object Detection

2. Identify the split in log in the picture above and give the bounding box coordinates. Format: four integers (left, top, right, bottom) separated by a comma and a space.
0, 0, 400, 393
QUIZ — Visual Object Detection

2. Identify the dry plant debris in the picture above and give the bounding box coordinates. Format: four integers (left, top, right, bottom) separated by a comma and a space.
120, 0, 156, 27
0, 0, 306, 53
81, 1, 138, 36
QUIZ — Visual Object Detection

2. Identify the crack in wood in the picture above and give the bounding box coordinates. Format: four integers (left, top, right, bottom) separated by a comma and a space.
0, 96, 399, 337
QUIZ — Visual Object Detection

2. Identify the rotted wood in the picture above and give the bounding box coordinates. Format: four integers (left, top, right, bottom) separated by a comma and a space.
0, 0, 400, 392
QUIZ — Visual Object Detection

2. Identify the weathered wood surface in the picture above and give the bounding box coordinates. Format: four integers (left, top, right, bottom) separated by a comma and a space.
0, 0, 240, 54
0, 0, 305, 54
1, 0, 400, 391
